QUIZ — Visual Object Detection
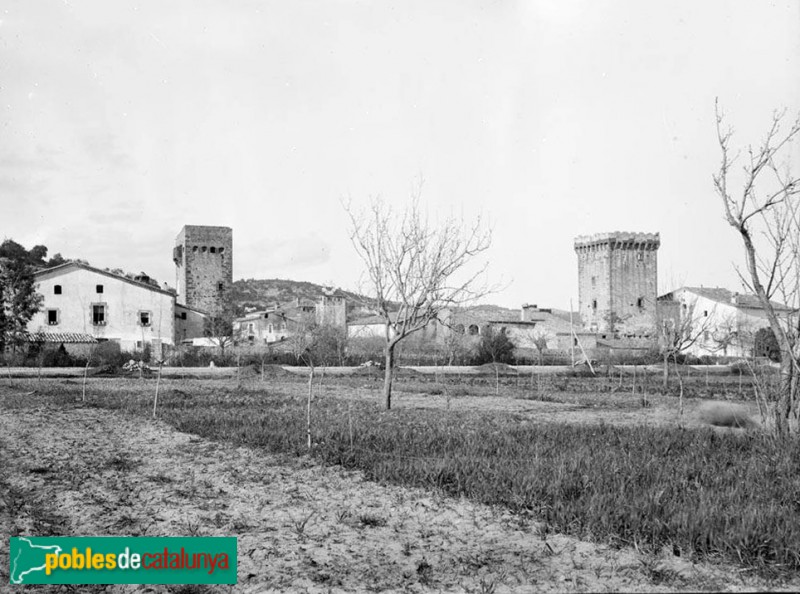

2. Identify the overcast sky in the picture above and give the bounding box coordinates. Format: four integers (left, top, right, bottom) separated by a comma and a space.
2, 1, 799, 308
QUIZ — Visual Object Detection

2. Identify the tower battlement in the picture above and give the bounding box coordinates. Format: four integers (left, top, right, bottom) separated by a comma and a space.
574, 232, 660, 251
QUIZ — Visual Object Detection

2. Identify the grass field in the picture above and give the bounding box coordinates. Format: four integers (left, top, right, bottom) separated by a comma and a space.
2, 367, 798, 591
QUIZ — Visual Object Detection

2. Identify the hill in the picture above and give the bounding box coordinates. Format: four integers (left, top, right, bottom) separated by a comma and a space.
231, 278, 370, 313
230, 278, 571, 324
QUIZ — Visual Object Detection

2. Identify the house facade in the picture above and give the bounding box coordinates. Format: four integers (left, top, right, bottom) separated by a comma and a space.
657, 286, 796, 358
29, 263, 176, 354
234, 300, 317, 345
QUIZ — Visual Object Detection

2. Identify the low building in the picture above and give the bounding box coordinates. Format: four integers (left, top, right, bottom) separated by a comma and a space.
175, 303, 208, 344
347, 314, 394, 339
29, 262, 176, 355
657, 286, 796, 358
234, 299, 319, 346
17, 331, 98, 358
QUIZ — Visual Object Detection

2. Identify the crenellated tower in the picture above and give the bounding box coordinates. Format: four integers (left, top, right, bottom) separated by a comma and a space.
574, 231, 660, 335
173, 225, 233, 315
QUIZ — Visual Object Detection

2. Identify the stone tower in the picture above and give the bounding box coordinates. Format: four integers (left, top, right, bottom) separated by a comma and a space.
574, 231, 660, 335
173, 225, 233, 315
316, 292, 347, 330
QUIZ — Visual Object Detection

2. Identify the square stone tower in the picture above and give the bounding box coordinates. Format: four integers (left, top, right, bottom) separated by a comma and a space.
574, 231, 660, 335
173, 225, 233, 315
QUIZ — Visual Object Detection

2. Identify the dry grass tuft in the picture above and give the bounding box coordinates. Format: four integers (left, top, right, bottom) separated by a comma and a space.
697, 401, 757, 429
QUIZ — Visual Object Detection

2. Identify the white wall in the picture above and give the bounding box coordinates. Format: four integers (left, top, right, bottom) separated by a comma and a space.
672, 290, 772, 358
348, 322, 394, 339
30, 266, 175, 352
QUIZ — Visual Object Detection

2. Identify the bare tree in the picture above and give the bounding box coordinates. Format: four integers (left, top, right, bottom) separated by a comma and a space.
657, 300, 710, 389
345, 192, 492, 409
203, 302, 237, 356
288, 322, 344, 450
713, 99, 800, 435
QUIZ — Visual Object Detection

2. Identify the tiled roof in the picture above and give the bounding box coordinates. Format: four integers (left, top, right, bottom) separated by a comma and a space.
350, 313, 395, 326
667, 287, 795, 313
35, 262, 174, 296
18, 332, 98, 344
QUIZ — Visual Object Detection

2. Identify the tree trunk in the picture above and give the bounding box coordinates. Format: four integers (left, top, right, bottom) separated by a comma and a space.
774, 356, 799, 435
307, 364, 314, 450
383, 343, 396, 410
663, 352, 669, 390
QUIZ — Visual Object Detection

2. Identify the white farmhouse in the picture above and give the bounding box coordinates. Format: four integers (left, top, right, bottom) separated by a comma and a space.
29, 262, 176, 354
657, 286, 796, 358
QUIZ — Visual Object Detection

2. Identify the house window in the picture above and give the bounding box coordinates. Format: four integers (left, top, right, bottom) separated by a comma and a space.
268, 324, 274, 333
219, 247, 225, 254
192, 246, 198, 252
210, 247, 216, 253
54, 285, 62, 295
280, 322, 287, 331
181, 312, 187, 320
96, 284, 104, 294
592, 299, 597, 310
704, 310, 708, 317
468, 324, 479, 335
217, 282, 224, 291
136, 341, 143, 349
201, 246, 207, 253
637, 252, 644, 261
139, 311, 151, 327
47, 309, 59, 325
636, 297, 644, 308
92, 304, 107, 326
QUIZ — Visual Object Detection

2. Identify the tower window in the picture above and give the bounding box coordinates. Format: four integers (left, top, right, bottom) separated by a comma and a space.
591, 276, 596, 288
54, 285, 62, 295
219, 247, 225, 254
217, 282, 224, 291
637, 252, 644, 261
591, 299, 597, 310
201, 246, 207, 253
193, 246, 198, 252
636, 297, 644, 308
96, 284, 104, 294
210, 247, 216, 253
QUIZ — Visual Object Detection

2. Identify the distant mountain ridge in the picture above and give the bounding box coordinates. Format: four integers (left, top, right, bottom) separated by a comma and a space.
230, 278, 571, 324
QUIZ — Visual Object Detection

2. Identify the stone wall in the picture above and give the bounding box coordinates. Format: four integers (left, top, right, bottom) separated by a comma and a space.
174, 225, 233, 315
574, 232, 659, 335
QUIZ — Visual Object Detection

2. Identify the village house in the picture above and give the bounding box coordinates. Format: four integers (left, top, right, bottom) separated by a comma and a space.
234, 307, 303, 345
233, 295, 345, 346
657, 286, 796, 358
28, 262, 176, 355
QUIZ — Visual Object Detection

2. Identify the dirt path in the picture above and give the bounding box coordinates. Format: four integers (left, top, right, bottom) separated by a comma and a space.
0, 392, 791, 593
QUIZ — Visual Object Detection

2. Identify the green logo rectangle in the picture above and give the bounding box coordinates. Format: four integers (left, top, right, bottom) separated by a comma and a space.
9, 537, 237, 585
